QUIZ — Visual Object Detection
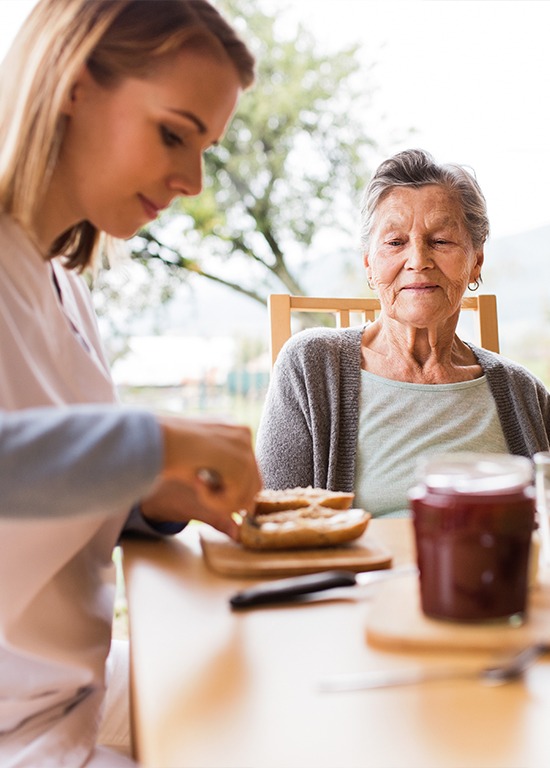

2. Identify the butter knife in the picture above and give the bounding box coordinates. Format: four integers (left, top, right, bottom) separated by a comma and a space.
229, 563, 417, 609
318, 642, 549, 692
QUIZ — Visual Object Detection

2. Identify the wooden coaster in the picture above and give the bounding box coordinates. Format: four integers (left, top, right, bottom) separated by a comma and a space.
366, 574, 550, 652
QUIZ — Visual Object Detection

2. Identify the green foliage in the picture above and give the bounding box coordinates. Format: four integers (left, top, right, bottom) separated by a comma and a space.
130, 0, 378, 305
91, 251, 182, 363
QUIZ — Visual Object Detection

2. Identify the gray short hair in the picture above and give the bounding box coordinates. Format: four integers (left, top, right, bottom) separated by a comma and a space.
360, 148, 489, 251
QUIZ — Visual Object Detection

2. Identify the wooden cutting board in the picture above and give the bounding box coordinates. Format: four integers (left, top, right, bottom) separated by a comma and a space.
199, 526, 393, 578
366, 574, 550, 652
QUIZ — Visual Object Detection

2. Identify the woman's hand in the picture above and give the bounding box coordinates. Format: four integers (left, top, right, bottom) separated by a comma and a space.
140, 416, 262, 539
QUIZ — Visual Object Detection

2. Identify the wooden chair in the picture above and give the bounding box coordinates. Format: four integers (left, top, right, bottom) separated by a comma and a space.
268, 293, 500, 367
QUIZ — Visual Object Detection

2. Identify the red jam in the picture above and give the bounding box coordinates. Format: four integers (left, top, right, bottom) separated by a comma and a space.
409, 454, 535, 622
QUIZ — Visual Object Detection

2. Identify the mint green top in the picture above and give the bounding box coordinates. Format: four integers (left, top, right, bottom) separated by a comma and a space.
354, 372, 508, 517
256, 326, 550, 511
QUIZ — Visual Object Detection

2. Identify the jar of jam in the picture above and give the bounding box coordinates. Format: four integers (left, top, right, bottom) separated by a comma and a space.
409, 453, 535, 622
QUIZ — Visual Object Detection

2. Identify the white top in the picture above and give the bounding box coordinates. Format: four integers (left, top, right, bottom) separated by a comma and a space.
0, 215, 158, 766
354, 370, 508, 517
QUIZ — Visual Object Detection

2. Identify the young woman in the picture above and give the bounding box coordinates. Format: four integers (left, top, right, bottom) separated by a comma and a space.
0, 1, 261, 765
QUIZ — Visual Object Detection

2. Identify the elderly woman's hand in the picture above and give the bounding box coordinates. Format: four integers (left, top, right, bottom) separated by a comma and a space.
140, 415, 262, 539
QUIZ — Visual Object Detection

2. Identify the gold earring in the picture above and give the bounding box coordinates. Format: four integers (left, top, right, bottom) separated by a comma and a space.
468, 278, 480, 292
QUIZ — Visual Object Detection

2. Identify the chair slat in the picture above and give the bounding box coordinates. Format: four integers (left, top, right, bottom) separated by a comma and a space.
268, 293, 499, 368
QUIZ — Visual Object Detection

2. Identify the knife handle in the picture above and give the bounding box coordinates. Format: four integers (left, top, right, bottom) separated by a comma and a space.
230, 570, 357, 609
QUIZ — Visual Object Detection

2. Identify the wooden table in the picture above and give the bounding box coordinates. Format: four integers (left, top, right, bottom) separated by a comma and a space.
122, 519, 550, 768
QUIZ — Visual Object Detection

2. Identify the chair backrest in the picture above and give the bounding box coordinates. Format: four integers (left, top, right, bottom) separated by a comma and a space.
268, 293, 500, 368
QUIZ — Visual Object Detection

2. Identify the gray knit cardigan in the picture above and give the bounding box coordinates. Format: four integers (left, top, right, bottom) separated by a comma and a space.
255, 326, 550, 492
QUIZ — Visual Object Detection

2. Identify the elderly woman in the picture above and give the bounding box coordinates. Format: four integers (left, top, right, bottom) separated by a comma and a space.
256, 148, 550, 517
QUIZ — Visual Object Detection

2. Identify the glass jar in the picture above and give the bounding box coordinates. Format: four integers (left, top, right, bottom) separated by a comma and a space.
409, 453, 535, 622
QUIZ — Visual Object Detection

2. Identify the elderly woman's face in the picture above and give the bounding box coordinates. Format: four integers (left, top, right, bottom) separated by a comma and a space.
364, 185, 484, 329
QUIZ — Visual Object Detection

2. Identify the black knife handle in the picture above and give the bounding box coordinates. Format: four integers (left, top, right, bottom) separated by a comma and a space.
229, 570, 357, 609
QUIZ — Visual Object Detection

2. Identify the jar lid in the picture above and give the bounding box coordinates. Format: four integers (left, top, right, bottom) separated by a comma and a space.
419, 452, 533, 494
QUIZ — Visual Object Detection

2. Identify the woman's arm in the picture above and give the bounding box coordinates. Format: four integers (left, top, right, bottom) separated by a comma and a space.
475, 344, 550, 456
256, 335, 323, 490
0, 404, 161, 518
256, 327, 362, 492
1, 404, 261, 538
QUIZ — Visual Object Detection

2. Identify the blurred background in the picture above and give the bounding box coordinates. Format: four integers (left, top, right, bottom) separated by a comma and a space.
3, 0, 550, 436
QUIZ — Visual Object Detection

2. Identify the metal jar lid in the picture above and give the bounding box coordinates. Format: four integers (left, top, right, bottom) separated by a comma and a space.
418, 453, 533, 495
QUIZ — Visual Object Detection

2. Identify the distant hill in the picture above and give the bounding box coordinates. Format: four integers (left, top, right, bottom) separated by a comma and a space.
163, 277, 270, 338
483, 225, 550, 344
149, 224, 550, 384
161, 237, 364, 340
166, 225, 550, 337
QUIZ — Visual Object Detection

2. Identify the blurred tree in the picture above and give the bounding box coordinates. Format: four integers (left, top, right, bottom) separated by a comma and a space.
90, 255, 178, 364
123, 0, 380, 308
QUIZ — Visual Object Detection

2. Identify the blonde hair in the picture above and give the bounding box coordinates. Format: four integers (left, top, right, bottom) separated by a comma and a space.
0, 0, 255, 270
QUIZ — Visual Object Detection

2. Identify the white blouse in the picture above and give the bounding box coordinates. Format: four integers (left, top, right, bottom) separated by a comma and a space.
0, 215, 158, 766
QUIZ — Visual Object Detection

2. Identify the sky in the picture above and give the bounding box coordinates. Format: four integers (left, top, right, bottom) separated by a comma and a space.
2, 0, 550, 241
278, 0, 550, 241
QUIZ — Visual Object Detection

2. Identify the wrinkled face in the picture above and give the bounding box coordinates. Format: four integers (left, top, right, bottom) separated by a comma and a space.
364, 185, 484, 328
53, 47, 242, 240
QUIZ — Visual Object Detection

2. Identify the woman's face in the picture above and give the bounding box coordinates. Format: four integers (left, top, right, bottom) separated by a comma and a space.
45, 48, 242, 243
364, 185, 484, 329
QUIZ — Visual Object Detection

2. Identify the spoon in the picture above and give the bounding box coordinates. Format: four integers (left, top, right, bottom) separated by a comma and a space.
318, 642, 549, 692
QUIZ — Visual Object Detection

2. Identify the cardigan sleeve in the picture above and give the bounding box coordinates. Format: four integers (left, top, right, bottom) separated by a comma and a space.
470, 343, 550, 456
255, 334, 317, 489
255, 327, 362, 492
0, 404, 162, 518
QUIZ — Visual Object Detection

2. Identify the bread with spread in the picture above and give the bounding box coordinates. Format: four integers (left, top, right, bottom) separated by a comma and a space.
239, 487, 370, 550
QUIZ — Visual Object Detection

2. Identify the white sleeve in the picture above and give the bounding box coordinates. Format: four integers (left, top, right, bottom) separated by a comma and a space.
0, 404, 162, 518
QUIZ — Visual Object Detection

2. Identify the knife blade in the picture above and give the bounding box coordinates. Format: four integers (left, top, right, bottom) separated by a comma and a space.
229, 563, 417, 609
318, 642, 549, 692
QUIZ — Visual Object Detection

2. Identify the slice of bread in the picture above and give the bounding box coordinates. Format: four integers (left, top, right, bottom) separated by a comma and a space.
238, 487, 370, 550
254, 486, 355, 514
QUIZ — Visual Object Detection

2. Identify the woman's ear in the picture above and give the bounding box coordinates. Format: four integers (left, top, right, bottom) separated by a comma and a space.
471, 248, 484, 281
363, 253, 375, 290
363, 252, 373, 282
60, 65, 91, 116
